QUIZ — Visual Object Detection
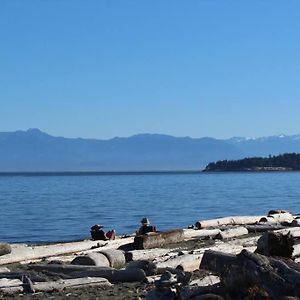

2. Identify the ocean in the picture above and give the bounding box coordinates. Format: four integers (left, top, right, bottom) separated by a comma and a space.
0, 172, 299, 244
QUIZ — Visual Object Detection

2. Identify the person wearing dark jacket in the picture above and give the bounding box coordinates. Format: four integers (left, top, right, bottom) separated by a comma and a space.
137, 217, 156, 235
90, 224, 116, 241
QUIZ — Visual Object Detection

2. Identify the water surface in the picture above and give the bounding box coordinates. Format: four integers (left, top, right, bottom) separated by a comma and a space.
0, 172, 299, 243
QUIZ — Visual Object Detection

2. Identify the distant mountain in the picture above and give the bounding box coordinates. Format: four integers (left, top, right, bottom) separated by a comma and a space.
227, 135, 300, 157
0, 129, 242, 171
1, 129, 300, 171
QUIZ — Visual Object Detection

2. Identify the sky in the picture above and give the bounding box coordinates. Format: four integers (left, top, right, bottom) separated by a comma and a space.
0, 1, 300, 140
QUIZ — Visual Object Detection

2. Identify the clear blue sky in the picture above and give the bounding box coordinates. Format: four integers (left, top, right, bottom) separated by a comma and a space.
1, 1, 300, 139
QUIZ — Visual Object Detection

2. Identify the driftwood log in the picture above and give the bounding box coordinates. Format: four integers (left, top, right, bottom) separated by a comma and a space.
215, 226, 248, 240
156, 254, 202, 272
259, 212, 294, 223
71, 252, 110, 267
125, 248, 171, 262
201, 249, 300, 298
255, 231, 294, 258
0, 277, 111, 295
29, 264, 146, 283
0, 237, 133, 265
195, 216, 263, 229
134, 229, 184, 250
183, 229, 221, 240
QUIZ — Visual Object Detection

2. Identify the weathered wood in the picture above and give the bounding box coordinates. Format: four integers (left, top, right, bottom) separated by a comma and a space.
126, 260, 157, 276
291, 219, 300, 227
195, 216, 263, 229
200, 250, 236, 274
0, 237, 134, 265
156, 254, 202, 272
134, 229, 185, 250
29, 263, 113, 275
70, 267, 146, 283
29, 264, 145, 283
32, 277, 111, 292
183, 229, 221, 240
99, 249, 125, 268
71, 252, 110, 267
255, 231, 294, 258
215, 226, 248, 240
259, 212, 294, 223
246, 223, 285, 233
0, 278, 22, 288
0, 267, 10, 273
0, 244, 11, 256
125, 248, 171, 262
276, 227, 300, 238
201, 249, 300, 298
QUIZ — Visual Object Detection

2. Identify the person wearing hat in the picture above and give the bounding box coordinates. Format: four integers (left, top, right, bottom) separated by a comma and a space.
90, 224, 116, 241
136, 217, 157, 236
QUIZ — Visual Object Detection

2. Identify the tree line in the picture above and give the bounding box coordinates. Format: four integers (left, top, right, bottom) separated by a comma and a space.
204, 153, 300, 171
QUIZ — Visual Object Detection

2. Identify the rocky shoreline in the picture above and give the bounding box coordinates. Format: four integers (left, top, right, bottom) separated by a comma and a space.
1, 210, 300, 299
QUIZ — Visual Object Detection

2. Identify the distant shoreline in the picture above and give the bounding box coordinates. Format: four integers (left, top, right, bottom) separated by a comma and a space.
0, 170, 202, 176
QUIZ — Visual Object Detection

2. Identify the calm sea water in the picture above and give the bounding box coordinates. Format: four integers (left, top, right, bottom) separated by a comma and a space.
0, 172, 300, 244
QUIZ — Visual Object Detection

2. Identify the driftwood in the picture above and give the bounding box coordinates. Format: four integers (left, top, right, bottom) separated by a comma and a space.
200, 250, 236, 274
126, 260, 157, 276
215, 226, 248, 240
99, 249, 125, 268
134, 229, 184, 250
0, 237, 133, 265
29, 264, 145, 283
195, 216, 263, 229
0, 244, 11, 256
71, 252, 110, 267
125, 248, 171, 262
255, 231, 294, 258
201, 249, 300, 298
156, 254, 202, 272
183, 229, 221, 240
70, 267, 146, 283
0, 277, 111, 295
246, 223, 285, 233
259, 212, 294, 223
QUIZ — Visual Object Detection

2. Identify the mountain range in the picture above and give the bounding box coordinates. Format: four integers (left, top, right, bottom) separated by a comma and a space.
1, 129, 300, 171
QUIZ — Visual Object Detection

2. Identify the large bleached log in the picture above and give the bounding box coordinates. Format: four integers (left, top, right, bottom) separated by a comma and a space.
0, 237, 134, 265
99, 249, 125, 268
195, 216, 263, 229
259, 212, 294, 223
156, 254, 202, 272
134, 229, 184, 250
276, 227, 300, 238
125, 248, 171, 262
0, 277, 111, 295
32, 277, 111, 292
0, 244, 11, 256
215, 227, 248, 240
0, 278, 22, 288
71, 252, 110, 267
183, 229, 221, 240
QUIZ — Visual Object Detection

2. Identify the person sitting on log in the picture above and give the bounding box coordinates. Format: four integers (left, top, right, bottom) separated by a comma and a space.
136, 217, 157, 235
90, 224, 116, 241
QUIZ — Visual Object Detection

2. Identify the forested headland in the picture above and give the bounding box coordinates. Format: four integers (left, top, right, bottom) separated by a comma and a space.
203, 153, 300, 171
